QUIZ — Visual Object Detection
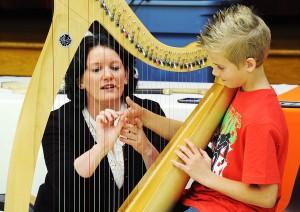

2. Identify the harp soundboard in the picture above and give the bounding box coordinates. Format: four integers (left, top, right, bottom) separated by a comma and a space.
5, 1, 236, 211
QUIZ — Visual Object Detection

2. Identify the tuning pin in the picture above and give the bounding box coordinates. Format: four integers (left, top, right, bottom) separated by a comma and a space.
185, 63, 190, 71
127, 33, 132, 41
100, 1, 106, 8
190, 63, 193, 71
170, 62, 177, 69
115, 19, 120, 27
155, 58, 160, 66
201, 58, 205, 66
137, 46, 144, 53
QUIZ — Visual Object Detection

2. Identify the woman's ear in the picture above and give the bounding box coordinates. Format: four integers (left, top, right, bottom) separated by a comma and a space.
124, 68, 129, 85
77, 78, 85, 89
245, 58, 256, 73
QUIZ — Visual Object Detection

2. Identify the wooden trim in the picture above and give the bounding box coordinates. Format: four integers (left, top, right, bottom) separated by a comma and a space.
0, 42, 43, 76
269, 49, 300, 56
0, 42, 299, 85
265, 49, 300, 85
0, 42, 44, 49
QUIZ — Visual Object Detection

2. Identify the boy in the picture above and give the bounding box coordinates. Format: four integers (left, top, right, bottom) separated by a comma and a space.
126, 4, 288, 211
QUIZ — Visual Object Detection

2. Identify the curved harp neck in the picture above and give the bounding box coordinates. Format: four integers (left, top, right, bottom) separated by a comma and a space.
5, 1, 214, 211
63, 0, 211, 71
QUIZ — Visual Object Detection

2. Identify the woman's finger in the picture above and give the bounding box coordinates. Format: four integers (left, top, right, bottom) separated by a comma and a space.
114, 115, 127, 133
104, 109, 118, 121
96, 114, 107, 123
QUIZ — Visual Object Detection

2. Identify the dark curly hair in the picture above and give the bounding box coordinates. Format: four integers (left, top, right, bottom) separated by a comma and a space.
64, 32, 137, 110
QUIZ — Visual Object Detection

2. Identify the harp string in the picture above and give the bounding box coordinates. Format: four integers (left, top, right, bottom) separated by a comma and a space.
5, 0, 216, 211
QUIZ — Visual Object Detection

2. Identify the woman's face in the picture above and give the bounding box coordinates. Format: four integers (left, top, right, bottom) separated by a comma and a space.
80, 45, 128, 106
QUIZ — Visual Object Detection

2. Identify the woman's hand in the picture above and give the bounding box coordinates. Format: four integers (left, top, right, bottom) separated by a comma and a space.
74, 109, 127, 178
120, 117, 159, 168
96, 109, 126, 156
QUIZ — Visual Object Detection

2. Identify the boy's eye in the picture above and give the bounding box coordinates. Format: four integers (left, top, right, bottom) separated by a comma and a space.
212, 64, 224, 71
214, 65, 224, 70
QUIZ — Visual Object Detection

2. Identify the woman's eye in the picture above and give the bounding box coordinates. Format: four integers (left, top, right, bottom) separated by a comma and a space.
111, 66, 120, 71
218, 66, 224, 70
92, 67, 100, 72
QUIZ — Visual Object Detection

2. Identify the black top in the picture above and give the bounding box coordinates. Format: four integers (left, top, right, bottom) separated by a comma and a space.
34, 96, 167, 212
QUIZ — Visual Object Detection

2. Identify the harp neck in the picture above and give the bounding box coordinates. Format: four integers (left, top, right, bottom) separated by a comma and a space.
58, 0, 211, 72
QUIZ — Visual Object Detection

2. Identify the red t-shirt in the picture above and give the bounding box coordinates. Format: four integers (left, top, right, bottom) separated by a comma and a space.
181, 87, 288, 212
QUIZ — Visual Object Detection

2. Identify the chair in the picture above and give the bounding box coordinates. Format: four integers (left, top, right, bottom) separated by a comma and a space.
0, 194, 35, 211
276, 87, 300, 212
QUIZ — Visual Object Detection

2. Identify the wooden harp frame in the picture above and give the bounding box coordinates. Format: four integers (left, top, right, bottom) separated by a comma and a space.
5, 0, 237, 211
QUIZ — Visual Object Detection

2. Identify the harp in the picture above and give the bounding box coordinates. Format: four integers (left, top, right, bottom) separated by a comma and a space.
5, 0, 236, 211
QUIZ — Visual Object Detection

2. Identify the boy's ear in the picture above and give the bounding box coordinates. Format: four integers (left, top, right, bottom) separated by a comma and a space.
245, 58, 257, 73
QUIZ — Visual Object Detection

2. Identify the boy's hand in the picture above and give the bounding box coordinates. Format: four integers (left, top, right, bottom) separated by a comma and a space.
120, 117, 159, 168
120, 117, 150, 155
171, 139, 212, 184
126, 96, 143, 121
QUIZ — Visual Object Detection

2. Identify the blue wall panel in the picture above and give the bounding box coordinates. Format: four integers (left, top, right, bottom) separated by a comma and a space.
127, 0, 241, 82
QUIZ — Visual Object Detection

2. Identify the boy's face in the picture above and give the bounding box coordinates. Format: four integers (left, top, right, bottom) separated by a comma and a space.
207, 51, 248, 89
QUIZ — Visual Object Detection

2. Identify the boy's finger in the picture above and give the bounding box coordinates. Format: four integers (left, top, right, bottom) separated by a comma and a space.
199, 148, 209, 159
135, 118, 143, 129
185, 139, 199, 155
126, 96, 135, 108
177, 145, 193, 159
171, 159, 186, 172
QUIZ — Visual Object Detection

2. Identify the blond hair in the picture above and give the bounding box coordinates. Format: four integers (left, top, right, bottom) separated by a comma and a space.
198, 4, 271, 67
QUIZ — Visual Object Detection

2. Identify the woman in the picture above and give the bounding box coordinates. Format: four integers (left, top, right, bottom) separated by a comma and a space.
34, 32, 167, 212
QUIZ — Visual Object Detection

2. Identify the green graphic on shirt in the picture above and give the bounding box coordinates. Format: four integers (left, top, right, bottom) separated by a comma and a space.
220, 105, 241, 144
